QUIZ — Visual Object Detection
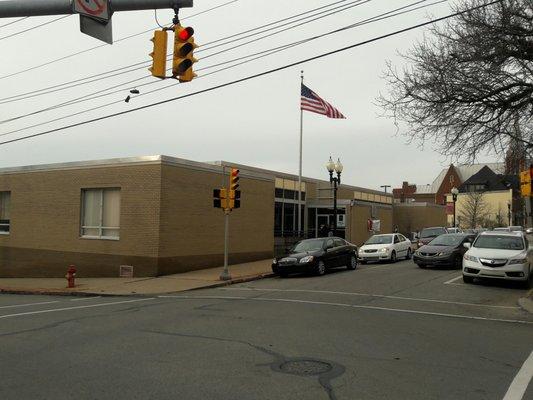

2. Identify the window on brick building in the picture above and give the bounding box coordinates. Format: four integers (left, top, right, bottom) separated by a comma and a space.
81, 188, 120, 239
0, 191, 11, 234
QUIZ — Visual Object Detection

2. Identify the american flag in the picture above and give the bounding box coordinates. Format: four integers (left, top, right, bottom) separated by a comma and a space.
301, 84, 346, 119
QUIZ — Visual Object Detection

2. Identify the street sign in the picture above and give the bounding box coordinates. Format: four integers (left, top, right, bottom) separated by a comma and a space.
74, 0, 113, 44
79, 15, 113, 44
74, 0, 110, 20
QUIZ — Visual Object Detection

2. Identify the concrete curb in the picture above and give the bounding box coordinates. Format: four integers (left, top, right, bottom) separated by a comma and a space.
188, 272, 276, 292
0, 272, 276, 297
0, 288, 122, 297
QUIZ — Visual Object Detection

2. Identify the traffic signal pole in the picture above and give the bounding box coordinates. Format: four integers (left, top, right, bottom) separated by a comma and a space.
220, 209, 231, 281
0, 0, 193, 18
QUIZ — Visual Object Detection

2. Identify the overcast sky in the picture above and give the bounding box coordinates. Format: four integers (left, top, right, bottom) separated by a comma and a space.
0, 0, 498, 191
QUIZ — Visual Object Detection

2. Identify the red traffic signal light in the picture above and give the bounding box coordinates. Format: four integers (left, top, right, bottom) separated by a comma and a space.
178, 26, 194, 41
172, 25, 198, 82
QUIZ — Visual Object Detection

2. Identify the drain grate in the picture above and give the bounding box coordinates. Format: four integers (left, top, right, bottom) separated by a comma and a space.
279, 360, 332, 376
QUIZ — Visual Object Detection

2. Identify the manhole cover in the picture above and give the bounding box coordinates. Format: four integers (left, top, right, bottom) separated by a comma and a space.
279, 360, 332, 376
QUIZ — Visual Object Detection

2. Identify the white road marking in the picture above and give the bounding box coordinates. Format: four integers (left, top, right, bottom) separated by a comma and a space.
70, 296, 102, 301
0, 301, 60, 309
0, 298, 155, 319
158, 295, 532, 324
502, 351, 533, 400
221, 287, 520, 310
444, 275, 463, 285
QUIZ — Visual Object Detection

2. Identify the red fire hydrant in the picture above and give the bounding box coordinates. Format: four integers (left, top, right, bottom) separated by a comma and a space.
66, 265, 76, 288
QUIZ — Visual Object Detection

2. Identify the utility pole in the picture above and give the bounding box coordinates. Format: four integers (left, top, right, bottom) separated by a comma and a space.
380, 185, 391, 194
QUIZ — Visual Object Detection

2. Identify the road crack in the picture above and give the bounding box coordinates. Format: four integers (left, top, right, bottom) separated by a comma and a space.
144, 329, 345, 400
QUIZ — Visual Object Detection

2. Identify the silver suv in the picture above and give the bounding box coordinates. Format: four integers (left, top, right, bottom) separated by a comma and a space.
462, 231, 531, 288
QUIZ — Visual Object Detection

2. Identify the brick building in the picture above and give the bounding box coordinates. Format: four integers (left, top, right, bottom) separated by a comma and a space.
0, 156, 392, 278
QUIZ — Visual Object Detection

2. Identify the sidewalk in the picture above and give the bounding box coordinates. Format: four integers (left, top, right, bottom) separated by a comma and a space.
0, 259, 274, 296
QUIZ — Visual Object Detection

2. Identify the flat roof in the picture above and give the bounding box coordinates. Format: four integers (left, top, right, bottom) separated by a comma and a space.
0, 155, 390, 197
214, 160, 391, 197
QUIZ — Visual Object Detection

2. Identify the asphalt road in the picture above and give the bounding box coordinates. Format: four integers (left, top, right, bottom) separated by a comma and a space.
1, 259, 532, 400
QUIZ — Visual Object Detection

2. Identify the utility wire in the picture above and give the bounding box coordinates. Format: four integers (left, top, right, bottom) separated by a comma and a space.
0, 0, 446, 127
0, 0, 360, 102
0, 0, 503, 146
0, 0, 239, 81
0, 17, 29, 29
0, 0, 371, 128
0, 15, 70, 41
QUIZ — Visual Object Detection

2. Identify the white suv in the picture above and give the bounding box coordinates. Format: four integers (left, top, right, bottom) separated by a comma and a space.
462, 231, 531, 288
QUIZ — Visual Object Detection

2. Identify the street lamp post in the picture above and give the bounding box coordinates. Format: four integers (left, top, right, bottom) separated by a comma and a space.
326, 156, 343, 237
508, 201, 512, 226
451, 187, 459, 228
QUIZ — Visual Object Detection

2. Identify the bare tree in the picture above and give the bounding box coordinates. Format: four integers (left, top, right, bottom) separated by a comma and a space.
459, 192, 490, 228
378, 0, 533, 161
495, 206, 506, 226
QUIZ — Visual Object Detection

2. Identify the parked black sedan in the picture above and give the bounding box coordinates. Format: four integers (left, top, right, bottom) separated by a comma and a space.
272, 237, 358, 277
413, 233, 476, 269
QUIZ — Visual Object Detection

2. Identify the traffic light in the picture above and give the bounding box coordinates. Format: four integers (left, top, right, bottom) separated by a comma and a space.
520, 168, 532, 197
228, 189, 241, 209
149, 30, 168, 79
230, 168, 240, 191
172, 25, 198, 82
213, 188, 228, 209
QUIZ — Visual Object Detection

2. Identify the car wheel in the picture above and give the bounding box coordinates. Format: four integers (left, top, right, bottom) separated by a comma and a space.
390, 251, 397, 263
406, 248, 412, 260
417, 264, 426, 269
347, 254, 357, 270
454, 255, 462, 269
279, 271, 288, 278
315, 260, 326, 276
360, 260, 367, 264
463, 275, 474, 284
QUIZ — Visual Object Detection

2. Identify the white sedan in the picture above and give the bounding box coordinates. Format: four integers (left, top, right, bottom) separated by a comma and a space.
358, 233, 413, 263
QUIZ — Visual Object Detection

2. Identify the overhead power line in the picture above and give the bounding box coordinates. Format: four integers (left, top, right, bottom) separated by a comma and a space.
0, 0, 445, 128
0, 0, 239, 81
0, 15, 70, 41
0, 0, 363, 103
0, 17, 29, 29
0, 0, 503, 147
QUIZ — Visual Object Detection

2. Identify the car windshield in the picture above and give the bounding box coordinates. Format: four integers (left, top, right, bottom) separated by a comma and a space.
420, 228, 446, 238
365, 235, 393, 245
291, 239, 325, 252
473, 235, 524, 250
429, 234, 464, 246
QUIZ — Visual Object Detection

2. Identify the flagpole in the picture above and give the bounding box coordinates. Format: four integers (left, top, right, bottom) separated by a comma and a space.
298, 70, 304, 238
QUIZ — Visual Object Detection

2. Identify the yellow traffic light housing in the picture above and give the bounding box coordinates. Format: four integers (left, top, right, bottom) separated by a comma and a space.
213, 188, 228, 209
230, 168, 240, 191
228, 189, 241, 210
520, 168, 532, 197
149, 30, 168, 79
172, 25, 198, 82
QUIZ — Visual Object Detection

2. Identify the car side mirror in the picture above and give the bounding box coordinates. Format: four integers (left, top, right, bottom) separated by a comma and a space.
463, 242, 471, 249
526, 228, 533, 234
